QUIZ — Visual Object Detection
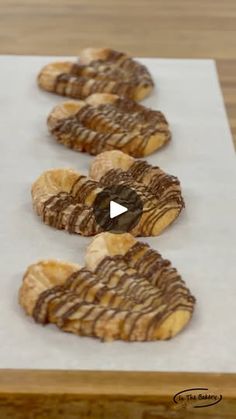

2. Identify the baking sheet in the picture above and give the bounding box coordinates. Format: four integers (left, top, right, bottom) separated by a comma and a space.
0, 56, 236, 372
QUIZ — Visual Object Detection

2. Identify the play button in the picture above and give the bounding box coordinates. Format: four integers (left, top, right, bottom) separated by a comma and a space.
93, 184, 143, 234
110, 201, 128, 219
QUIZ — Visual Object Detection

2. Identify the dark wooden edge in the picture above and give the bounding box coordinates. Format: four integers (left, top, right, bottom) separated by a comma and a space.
0, 370, 236, 418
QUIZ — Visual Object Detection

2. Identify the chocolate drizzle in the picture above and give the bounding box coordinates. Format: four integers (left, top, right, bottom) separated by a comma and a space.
98, 160, 184, 235
39, 156, 184, 237
50, 49, 154, 100
41, 188, 101, 236
32, 239, 195, 341
49, 94, 170, 157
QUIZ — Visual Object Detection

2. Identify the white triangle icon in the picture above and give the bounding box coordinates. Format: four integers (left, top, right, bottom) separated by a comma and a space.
110, 200, 128, 219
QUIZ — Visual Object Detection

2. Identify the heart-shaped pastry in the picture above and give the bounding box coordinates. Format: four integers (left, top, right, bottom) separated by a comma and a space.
47, 93, 170, 157
32, 155, 183, 237
19, 233, 195, 341
38, 48, 154, 101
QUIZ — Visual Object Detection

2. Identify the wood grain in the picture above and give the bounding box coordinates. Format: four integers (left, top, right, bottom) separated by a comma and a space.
0, 1, 235, 418
0, 0, 235, 146
0, 0, 235, 58
0, 370, 236, 418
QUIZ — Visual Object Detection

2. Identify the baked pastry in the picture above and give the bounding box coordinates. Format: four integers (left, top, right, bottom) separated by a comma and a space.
85, 233, 195, 339
47, 93, 170, 157
38, 48, 154, 101
31, 168, 102, 236
19, 234, 195, 341
32, 161, 183, 236
90, 150, 184, 232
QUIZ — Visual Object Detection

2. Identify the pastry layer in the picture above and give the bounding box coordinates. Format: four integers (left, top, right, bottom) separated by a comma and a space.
47, 94, 170, 157
38, 48, 154, 101
19, 234, 195, 341
32, 158, 183, 237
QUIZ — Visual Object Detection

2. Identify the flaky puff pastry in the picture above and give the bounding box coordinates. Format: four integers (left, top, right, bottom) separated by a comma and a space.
85, 233, 195, 339
31, 168, 102, 236
19, 234, 195, 341
89, 150, 184, 235
32, 161, 183, 237
47, 93, 170, 157
38, 48, 154, 101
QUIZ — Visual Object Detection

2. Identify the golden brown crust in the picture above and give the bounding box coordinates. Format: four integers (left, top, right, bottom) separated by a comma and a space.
89, 151, 184, 235
32, 161, 183, 237
86, 233, 195, 339
47, 100, 85, 131
85, 232, 136, 270
38, 48, 154, 101
90, 150, 134, 181
38, 62, 74, 93
19, 234, 195, 341
79, 48, 113, 65
31, 168, 79, 215
47, 93, 170, 158
31, 168, 102, 236
19, 259, 80, 316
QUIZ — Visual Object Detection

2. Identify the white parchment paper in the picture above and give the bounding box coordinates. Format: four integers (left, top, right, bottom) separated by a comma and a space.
0, 56, 235, 372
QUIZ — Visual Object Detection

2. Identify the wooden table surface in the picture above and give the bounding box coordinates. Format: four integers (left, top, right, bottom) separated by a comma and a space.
0, 0, 235, 147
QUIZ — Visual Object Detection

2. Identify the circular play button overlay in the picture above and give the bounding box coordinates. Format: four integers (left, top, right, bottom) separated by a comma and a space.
93, 184, 143, 234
